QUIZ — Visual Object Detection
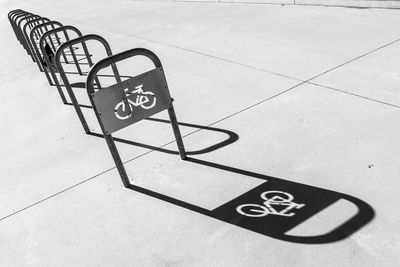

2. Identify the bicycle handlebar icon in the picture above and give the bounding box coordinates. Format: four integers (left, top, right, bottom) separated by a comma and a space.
114, 84, 156, 120
236, 191, 305, 217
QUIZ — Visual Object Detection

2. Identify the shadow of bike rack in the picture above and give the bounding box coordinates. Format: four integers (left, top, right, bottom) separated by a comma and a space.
88, 117, 239, 156
126, 156, 374, 244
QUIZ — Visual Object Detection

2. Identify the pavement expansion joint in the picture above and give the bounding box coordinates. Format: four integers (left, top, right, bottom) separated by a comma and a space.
307, 82, 400, 109
305, 37, 400, 82
0, 166, 114, 222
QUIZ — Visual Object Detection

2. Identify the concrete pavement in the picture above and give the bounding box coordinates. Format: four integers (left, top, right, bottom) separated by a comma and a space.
1, 0, 400, 266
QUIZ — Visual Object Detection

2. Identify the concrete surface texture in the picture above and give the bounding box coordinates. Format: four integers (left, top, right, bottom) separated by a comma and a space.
141, 0, 400, 10
1, 0, 400, 266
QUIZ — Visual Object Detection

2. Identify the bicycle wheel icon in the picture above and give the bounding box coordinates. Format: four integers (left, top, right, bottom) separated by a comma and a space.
113, 85, 157, 120
114, 101, 133, 120
236, 190, 304, 218
138, 91, 156, 109
237, 204, 269, 217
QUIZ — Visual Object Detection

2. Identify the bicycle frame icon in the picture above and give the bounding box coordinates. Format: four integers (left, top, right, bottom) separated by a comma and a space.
114, 84, 156, 120
236, 191, 305, 217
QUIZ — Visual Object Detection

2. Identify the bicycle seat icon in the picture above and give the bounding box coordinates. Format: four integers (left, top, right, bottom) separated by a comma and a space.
236, 191, 305, 217
114, 84, 156, 120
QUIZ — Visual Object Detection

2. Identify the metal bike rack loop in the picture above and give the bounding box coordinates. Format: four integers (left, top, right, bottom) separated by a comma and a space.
86, 48, 187, 187
16, 13, 41, 56
54, 34, 114, 133
40, 25, 85, 99
30, 21, 64, 84
23, 17, 50, 69
8, 9, 25, 43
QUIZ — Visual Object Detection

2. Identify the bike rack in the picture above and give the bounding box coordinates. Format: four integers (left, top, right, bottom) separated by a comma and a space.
54, 34, 114, 133
40, 26, 85, 97
10, 11, 31, 38
23, 17, 51, 70
15, 13, 41, 57
86, 48, 187, 187
30, 21, 64, 85
17, 13, 42, 55
8, 9, 25, 43
10, 11, 32, 47
11, 11, 36, 50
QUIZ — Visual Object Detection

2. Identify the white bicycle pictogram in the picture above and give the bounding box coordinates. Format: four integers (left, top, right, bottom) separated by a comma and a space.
236, 191, 305, 217
114, 84, 156, 120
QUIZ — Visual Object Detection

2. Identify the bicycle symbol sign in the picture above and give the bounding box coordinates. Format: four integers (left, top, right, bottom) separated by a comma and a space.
114, 84, 156, 120
236, 191, 305, 217
91, 68, 172, 134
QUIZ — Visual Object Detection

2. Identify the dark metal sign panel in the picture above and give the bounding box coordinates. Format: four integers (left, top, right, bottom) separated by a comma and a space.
92, 68, 172, 134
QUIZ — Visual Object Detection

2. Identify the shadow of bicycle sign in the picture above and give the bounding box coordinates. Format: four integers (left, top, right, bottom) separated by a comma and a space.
128, 158, 375, 244
236, 190, 305, 218
207, 163, 374, 244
